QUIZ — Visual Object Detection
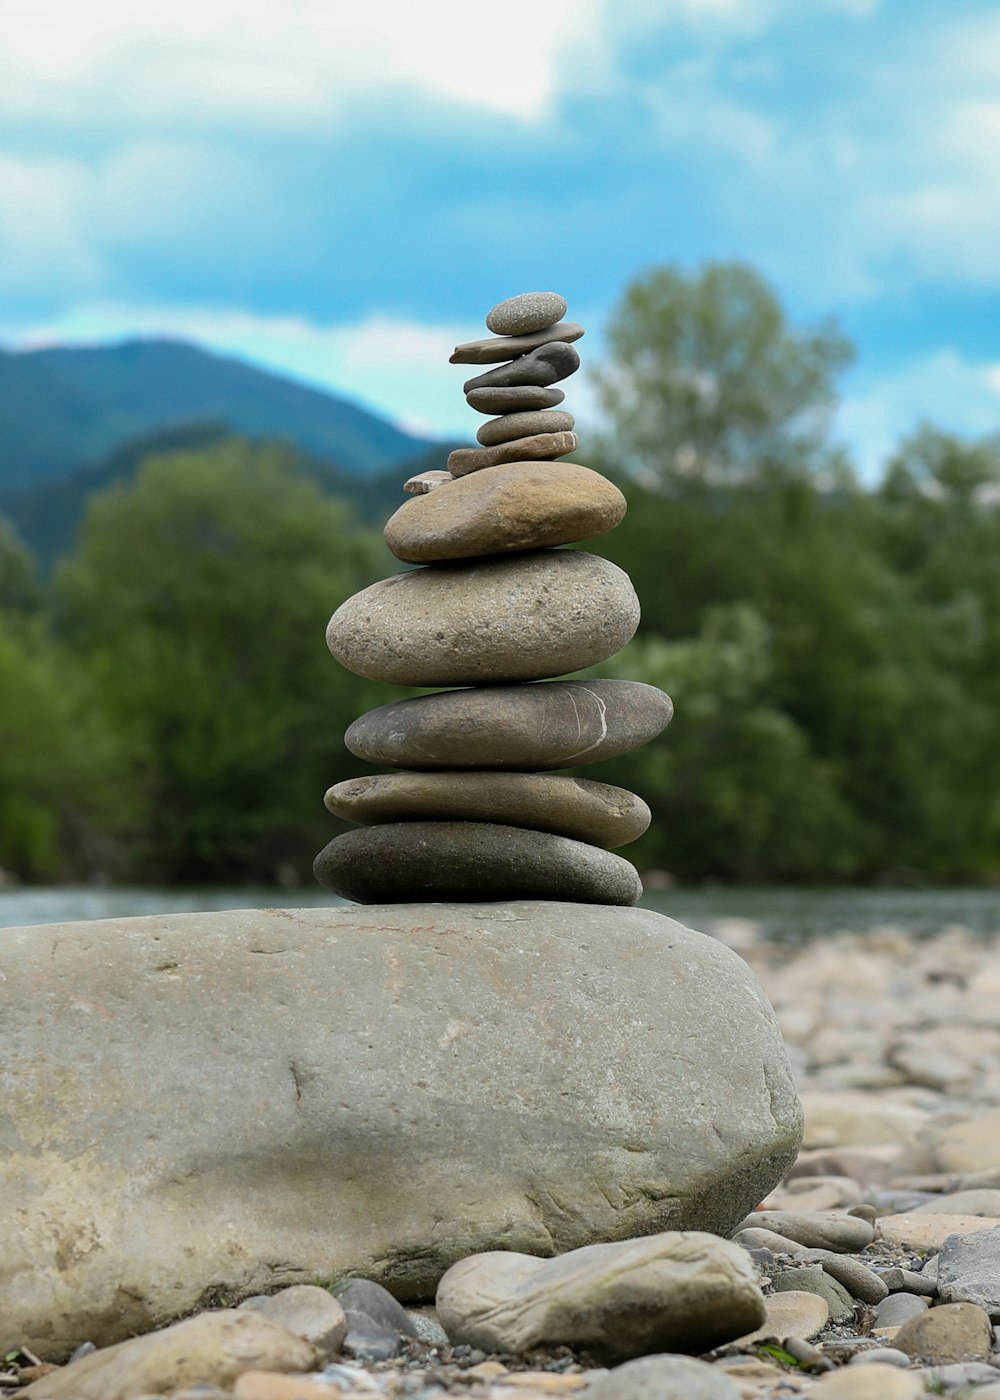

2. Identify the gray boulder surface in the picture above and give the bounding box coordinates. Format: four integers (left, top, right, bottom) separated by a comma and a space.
1, 902, 802, 1358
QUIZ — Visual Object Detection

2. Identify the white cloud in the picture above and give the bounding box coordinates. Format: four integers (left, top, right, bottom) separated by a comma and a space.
0, 0, 596, 124
839, 350, 1000, 480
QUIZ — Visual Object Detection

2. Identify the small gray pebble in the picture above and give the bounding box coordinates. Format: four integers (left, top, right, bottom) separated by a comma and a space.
918, 1361, 1000, 1387
342, 1324, 404, 1361
407, 1311, 449, 1345
68, 1341, 97, 1363
881, 1265, 938, 1296
874, 1291, 930, 1327
849, 1347, 913, 1367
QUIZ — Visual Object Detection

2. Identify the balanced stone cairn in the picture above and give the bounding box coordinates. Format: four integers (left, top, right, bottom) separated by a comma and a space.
315, 291, 674, 905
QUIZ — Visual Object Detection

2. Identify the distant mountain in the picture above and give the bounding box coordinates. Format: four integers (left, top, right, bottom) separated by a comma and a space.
0, 338, 438, 491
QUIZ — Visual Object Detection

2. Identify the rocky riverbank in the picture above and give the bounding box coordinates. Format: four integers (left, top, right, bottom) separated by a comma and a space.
6, 917, 1000, 1399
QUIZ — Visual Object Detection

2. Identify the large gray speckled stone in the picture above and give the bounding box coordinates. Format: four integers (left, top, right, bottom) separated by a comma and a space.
486, 291, 567, 336
313, 821, 643, 905
384, 461, 625, 563
344, 679, 673, 770
2, 904, 802, 1358
323, 771, 651, 848
326, 550, 640, 686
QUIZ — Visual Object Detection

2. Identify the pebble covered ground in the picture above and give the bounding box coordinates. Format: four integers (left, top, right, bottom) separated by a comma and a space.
7, 917, 1000, 1400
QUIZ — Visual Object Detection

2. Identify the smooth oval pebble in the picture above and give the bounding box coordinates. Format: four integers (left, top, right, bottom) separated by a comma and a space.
448, 431, 578, 475
384, 461, 626, 563
463, 342, 580, 394
324, 772, 651, 848
466, 385, 566, 414
314, 822, 642, 906
344, 679, 673, 770
451, 321, 584, 365
477, 409, 575, 447
486, 291, 567, 336
327, 551, 640, 686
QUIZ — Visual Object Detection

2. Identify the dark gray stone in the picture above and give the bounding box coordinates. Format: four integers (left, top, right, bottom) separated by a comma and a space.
466, 385, 565, 414
477, 409, 574, 447
341, 1325, 405, 1360
327, 550, 640, 687
314, 822, 643, 905
344, 679, 673, 770
486, 291, 567, 336
938, 1224, 1000, 1313
463, 342, 580, 393
331, 1278, 418, 1338
584, 1355, 742, 1400
324, 771, 651, 848
447, 431, 578, 475
0, 902, 803, 1356
874, 1292, 930, 1327
451, 322, 584, 366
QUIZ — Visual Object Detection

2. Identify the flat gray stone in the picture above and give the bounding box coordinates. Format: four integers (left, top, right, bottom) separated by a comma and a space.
344, 679, 673, 770
324, 772, 651, 848
245, 1284, 347, 1356
463, 342, 580, 393
331, 1278, 418, 1339
772, 1265, 854, 1321
874, 1292, 930, 1327
437, 1232, 765, 1359
384, 461, 626, 563
314, 822, 643, 905
736, 1210, 874, 1252
1, 903, 802, 1357
585, 1354, 742, 1400
448, 431, 578, 475
798, 1248, 889, 1303
327, 550, 640, 686
451, 322, 584, 365
486, 291, 567, 336
938, 1223, 1000, 1312
477, 409, 575, 447
466, 385, 565, 414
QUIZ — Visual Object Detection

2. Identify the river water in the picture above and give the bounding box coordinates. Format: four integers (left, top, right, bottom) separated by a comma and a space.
2, 883, 999, 942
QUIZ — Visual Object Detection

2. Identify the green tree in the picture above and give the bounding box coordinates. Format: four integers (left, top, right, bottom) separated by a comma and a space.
592, 262, 853, 488
55, 441, 388, 882
0, 514, 42, 615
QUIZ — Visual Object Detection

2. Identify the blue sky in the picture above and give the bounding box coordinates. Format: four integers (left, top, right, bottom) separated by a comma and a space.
2, 0, 999, 475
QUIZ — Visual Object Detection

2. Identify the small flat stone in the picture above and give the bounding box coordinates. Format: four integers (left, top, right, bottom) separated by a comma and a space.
736, 1210, 874, 1252
876, 1213, 1000, 1252
246, 1286, 346, 1356
345, 680, 673, 771
436, 1232, 765, 1359
404, 470, 453, 494
327, 551, 640, 687
463, 342, 580, 393
797, 1249, 888, 1303
893, 1300, 994, 1362
330, 1278, 418, 1338
734, 1289, 829, 1343
314, 822, 642, 906
938, 1223, 1000, 1311
486, 292, 568, 336
584, 1354, 741, 1400
932, 1111, 1000, 1174
466, 386, 566, 414
324, 772, 651, 849
848, 1348, 913, 1366
914, 1189, 1000, 1215
19, 1313, 318, 1400
881, 1266, 938, 1296
918, 1362, 1000, 1390
384, 461, 625, 563
873, 1293, 929, 1328
233, 1375, 336, 1400
772, 1265, 854, 1321
477, 410, 575, 447
448, 432, 578, 475
732, 1227, 806, 1254
451, 323, 584, 366
808, 1364, 924, 1399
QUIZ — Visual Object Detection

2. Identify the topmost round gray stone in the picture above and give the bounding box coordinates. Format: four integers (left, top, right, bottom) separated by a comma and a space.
486, 292, 567, 336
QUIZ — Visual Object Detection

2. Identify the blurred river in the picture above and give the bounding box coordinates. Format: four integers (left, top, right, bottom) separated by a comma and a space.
2, 883, 998, 942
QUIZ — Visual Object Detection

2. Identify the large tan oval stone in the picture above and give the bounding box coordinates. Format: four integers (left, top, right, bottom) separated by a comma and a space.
1, 903, 802, 1358
384, 462, 626, 564
324, 772, 651, 848
326, 550, 640, 686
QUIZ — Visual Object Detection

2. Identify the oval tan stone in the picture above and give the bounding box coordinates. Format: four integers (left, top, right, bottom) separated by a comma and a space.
476, 409, 574, 446
344, 679, 673, 770
313, 822, 642, 906
384, 462, 626, 564
326, 550, 640, 686
324, 772, 651, 848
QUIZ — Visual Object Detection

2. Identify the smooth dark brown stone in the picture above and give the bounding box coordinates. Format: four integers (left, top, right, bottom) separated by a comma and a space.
313, 822, 642, 906
344, 679, 673, 770
324, 772, 652, 849
463, 342, 580, 394
477, 409, 574, 447
450, 323, 584, 366
384, 461, 626, 564
466, 386, 566, 415
448, 432, 578, 475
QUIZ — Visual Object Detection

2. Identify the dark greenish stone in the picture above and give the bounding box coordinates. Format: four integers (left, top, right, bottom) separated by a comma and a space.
313, 822, 642, 906
344, 679, 673, 770
466, 385, 565, 415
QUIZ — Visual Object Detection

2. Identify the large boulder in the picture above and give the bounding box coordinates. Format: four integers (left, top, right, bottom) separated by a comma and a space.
0, 902, 802, 1357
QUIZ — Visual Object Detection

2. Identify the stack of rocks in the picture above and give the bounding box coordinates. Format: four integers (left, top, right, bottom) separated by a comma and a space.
315, 291, 674, 906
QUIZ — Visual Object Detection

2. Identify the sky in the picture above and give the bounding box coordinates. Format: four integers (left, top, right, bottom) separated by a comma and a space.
2, 0, 1000, 476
